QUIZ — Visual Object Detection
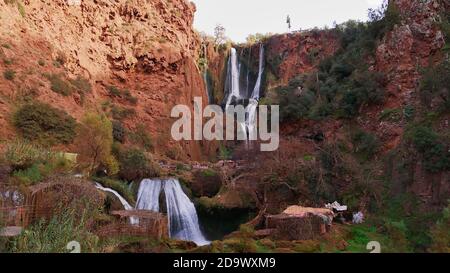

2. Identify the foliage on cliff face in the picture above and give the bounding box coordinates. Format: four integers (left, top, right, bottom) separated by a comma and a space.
13, 102, 77, 145
429, 202, 450, 253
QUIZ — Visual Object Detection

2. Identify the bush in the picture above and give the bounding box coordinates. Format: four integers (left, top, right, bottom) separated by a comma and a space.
13, 102, 77, 145
129, 124, 153, 151
70, 76, 92, 94
276, 76, 316, 122
111, 105, 136, 120
407, 126, 450, 173
112, 120, 126, 143
3, 69, 15, 80
420, 59, 450, 111
107, 86, 138, 104
351, 129, 380, 161
44, 73, 72, 96
429, 202, 450, 253
115, 147, 160, 181
75, 113, 113, 175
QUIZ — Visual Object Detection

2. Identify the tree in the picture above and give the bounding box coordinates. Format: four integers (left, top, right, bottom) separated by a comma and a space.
214, 24, 226, 45
75, 113, 114, 175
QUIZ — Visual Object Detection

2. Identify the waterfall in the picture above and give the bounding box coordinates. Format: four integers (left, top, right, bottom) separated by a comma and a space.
204, 71, 211, 104
136, 178, 163, 212
251, 44, 265, 100
95, 183, 139, 225
135, 178, 209, 246
246, 44, 265, 142
223, 45, 265, 146
225, 48, 241, 106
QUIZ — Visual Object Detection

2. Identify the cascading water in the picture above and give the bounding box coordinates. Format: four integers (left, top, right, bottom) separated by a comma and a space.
223, 45, 265, 145
95, 183, 139, 225
250, 44, 265, 100
135, 178, 209, 246
225, 48, 241, 107
246, 44, 265, 142
136, 178, 163, 212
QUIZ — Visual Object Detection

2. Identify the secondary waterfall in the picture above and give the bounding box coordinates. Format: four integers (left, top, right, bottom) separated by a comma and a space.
223, 44, 265, 144
95, 183, 139, 225
225, 48, 241, 106
136, 178, 209, 246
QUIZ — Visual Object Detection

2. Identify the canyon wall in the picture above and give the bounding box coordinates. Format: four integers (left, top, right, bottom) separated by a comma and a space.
0, 0, 208, 160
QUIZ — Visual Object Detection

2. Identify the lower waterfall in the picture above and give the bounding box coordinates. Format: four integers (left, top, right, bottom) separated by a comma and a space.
136, 178, 210, 246
95, 183, 139, 225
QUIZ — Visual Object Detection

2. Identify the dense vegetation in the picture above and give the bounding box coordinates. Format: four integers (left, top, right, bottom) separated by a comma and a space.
13, 102, 77, 145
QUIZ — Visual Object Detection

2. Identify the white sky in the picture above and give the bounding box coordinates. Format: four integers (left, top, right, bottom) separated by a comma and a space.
191, 0, 384, 42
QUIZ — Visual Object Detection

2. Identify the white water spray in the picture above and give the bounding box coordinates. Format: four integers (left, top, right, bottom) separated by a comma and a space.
95, 183, 139, 225
135, 178, 209, 246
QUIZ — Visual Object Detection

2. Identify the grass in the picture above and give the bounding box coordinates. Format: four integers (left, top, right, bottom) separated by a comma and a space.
11, 207, 99, 253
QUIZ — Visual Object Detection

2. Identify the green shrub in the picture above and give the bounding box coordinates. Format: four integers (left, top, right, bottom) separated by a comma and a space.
351, 130, 380, 161
107, 85, 121, 97
13, 102, 77, 145
165, 146, 182, 160
201, 169, 217, 177
420, 59, 450, 111
112, 120, 126, 143
276, 76, 316, 122
17, 1, 25, 17
129, 124, 153, 151
218, 144, 232, 160
403, 105, 415, 121
114, 146, 160, 181
429, 202, 450, 253
13, 164, 43, 185
407, 126, 450, 173
3, 69, 15, 80
38, 59, 45, 66
111, 105, 136, 120
3, 58, 13, 65
44, 73, 72, 96
107, 86, 138, 104
379, 108, 403, 122
70, 76, 92, 93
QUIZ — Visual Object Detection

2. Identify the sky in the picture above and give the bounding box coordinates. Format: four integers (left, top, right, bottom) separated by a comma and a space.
191, 0, 384, 42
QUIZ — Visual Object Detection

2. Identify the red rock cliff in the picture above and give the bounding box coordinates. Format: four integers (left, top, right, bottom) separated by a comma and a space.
0, 0, 208, 160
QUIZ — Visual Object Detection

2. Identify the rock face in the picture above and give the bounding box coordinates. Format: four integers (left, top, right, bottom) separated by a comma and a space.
375, 0, 446, 106
265, 30, 339, 85
0, 0, 207, 159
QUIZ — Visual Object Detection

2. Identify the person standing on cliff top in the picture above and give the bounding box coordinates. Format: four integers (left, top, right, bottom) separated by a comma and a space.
286, 15, 291, 31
